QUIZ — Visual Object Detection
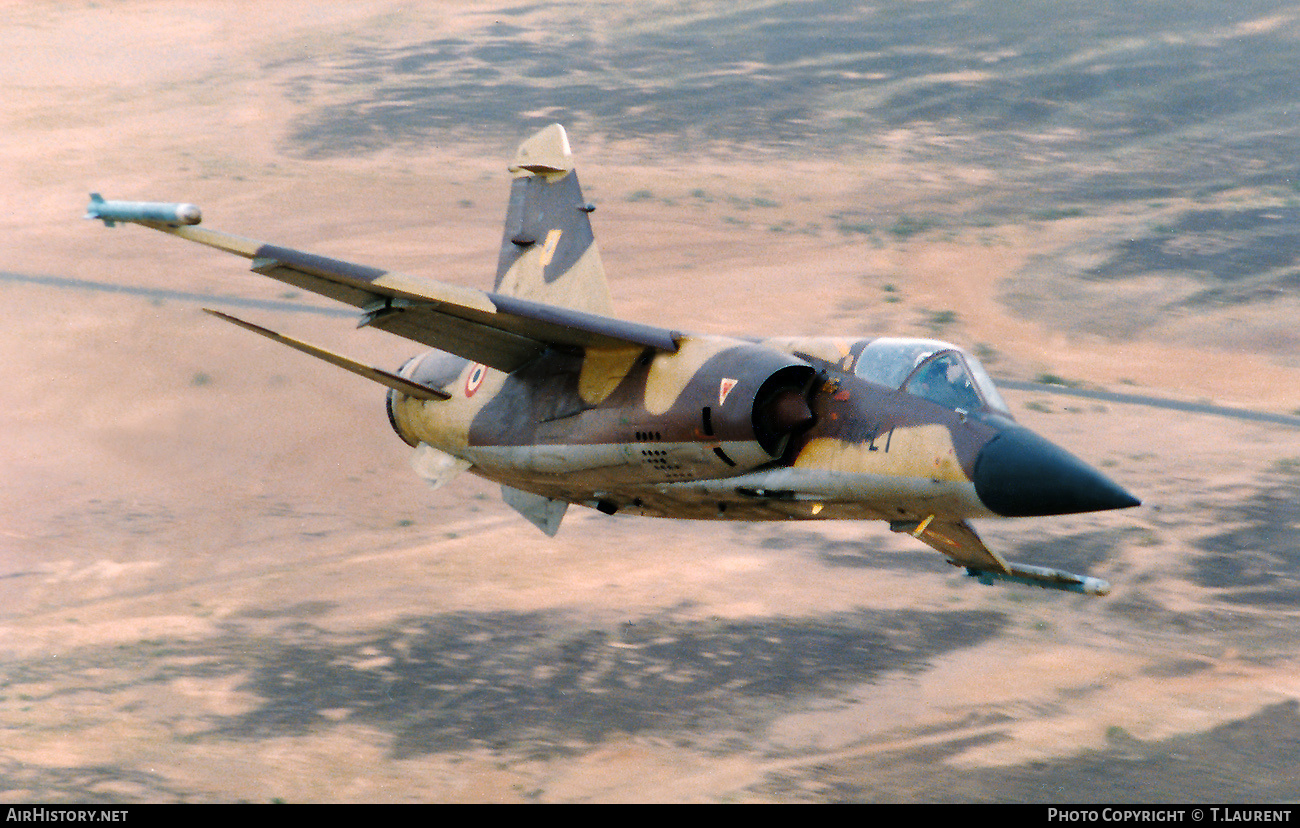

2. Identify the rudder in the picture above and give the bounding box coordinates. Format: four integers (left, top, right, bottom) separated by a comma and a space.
494, 124, 614, 315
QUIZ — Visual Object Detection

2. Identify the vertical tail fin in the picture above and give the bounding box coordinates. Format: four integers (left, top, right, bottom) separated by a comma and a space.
494, 124, 614, 315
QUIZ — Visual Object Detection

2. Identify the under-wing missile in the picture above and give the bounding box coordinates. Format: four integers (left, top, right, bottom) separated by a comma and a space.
85, 193, 201, 227
965, 562, 1111, 596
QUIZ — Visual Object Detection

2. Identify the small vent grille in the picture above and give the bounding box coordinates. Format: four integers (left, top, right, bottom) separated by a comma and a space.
640, 448, 691, 479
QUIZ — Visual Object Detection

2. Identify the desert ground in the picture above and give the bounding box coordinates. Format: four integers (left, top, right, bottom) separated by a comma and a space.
3, 0, 1300, 803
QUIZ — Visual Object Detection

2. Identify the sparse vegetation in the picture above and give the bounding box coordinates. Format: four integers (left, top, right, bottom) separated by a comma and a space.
1131, 528, 1161, 547
1034, 372, 1080, 387
1106, 725, 1133, 742
1271, 457, 1300, 476
926, 309, 958, 329
722, 194, 781, 211
833, 212, 876, 237
888, 215, 938, 238
837, 221, 876, 236
626, 189, 654, 202
1031, 206, 1085, 220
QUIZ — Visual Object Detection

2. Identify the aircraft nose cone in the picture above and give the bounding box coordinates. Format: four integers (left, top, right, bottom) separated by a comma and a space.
973, 427, 1141, 517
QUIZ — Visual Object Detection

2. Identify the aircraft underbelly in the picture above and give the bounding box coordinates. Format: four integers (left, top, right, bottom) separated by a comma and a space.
462, 440, 761, 482
466, 444, 992, 522
644, 473, 991, 522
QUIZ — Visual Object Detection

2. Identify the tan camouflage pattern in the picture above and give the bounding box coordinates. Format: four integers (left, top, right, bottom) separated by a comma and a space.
91, 124, 1137, 595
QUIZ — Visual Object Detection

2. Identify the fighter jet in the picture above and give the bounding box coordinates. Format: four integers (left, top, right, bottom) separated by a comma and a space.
87, 124, 1139, 596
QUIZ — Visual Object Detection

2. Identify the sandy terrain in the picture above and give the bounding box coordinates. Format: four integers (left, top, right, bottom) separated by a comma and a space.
3, 0, 1300, 802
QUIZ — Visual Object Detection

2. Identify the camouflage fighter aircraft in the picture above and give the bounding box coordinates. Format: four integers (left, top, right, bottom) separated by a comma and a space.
87, 124, 1139, 596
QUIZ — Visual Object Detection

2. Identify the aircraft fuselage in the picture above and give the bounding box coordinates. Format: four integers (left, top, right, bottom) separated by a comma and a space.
386, 333, 1131, 528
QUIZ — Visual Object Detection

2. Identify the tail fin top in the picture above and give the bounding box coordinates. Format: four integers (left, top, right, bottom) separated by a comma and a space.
509, 123, 574, 175
494, 125, 614, 316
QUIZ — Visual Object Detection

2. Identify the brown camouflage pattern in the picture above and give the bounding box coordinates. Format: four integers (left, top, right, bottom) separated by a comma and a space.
89, 124, 1138, 595
389, 332, 997, 525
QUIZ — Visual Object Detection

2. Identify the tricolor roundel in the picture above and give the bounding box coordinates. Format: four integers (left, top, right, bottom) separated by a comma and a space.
465, 363, 487, 397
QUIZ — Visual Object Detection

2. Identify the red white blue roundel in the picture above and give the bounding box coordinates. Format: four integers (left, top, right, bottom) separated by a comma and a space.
464, 363, 487, 397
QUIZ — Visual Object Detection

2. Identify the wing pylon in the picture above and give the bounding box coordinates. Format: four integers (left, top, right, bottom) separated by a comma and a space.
892, 516, 1111, 596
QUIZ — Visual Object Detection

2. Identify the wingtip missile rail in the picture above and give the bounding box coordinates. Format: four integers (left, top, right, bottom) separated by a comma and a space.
85, 193, 201, 227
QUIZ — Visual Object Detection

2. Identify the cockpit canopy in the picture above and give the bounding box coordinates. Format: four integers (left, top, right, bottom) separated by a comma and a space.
853, 337, 1010, 416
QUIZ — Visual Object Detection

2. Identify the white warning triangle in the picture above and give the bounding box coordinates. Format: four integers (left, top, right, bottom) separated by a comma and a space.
719, 378, 738, 407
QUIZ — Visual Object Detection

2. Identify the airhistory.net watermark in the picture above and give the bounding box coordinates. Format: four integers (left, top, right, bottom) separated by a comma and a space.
6, 810, 127, 823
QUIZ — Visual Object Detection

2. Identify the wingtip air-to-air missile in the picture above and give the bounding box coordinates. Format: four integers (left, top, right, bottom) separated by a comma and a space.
86, 192, 201, 227
88, 124, 1139, 597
